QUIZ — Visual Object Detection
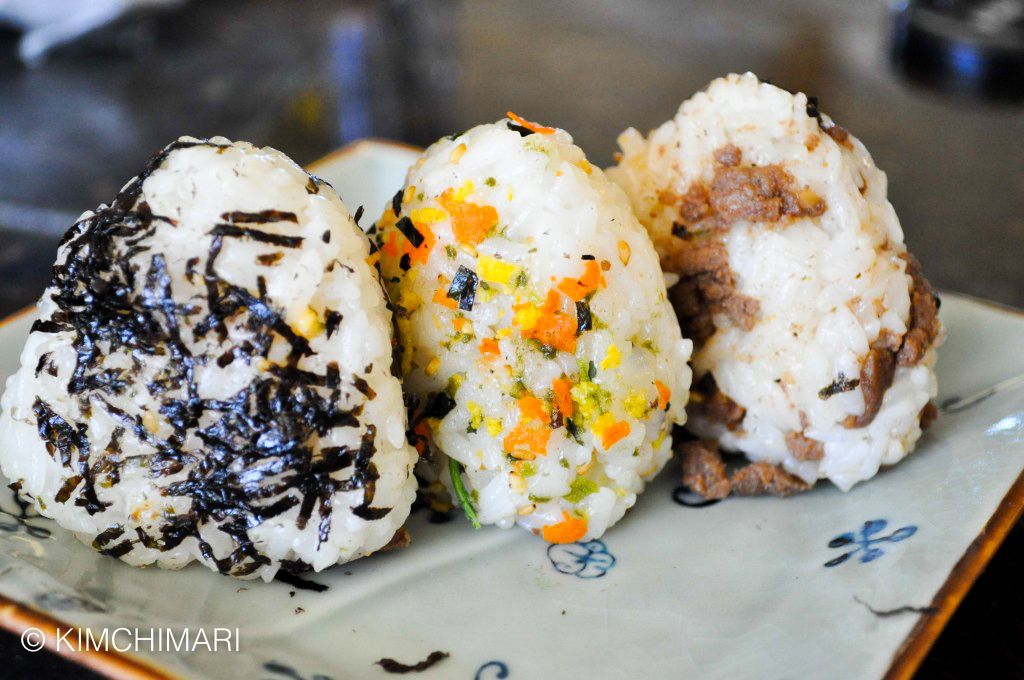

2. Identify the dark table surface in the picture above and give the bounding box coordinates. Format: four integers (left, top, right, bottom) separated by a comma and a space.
0, 0, 1022, 677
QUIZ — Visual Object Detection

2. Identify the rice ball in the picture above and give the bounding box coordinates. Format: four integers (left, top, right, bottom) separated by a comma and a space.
608, 74, 943, 493
375, 116, 692, 542
0, 136, 418, 579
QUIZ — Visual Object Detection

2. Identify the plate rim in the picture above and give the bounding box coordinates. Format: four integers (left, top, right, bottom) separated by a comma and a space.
0, 139, 1021, 679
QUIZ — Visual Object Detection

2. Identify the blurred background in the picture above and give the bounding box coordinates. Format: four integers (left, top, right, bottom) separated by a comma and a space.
0, 0, 1022, 677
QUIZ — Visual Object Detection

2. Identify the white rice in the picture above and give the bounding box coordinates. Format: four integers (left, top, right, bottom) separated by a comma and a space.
608, 74, 943, 491
375, 118, 692, 541
0, 136, 417, 579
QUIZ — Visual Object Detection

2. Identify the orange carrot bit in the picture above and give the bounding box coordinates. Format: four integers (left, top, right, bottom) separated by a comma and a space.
542, 511, 588, 544
517, 395, 550, 424
552, 377, 573, 420
503, 421, 551, 458
655, 380, 671, 411
413, 421, 432, 456
438, 190, 499, 245
432, 281, 458, 309
557, 259, 606, 301
507, 111, 557, 135
521, 290, 578, 353
403, 221, 436, 265
380, 230, 401, 258
600, 420, 630, 449
453, 317, 467, 332
479, 337, 501, 358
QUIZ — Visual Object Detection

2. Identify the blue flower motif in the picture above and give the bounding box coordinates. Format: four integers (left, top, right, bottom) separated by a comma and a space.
475, 661, 510, 679
0, 494, 51, 539
547, 539, 616, 578
825, 519, 917, 567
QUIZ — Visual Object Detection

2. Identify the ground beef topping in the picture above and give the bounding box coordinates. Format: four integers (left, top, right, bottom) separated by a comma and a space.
662, 144, 826, 347
896, 253, 941, 366
919, 400, 938, 430
844, 253, 940, 429
844, 346, 897, 429
785, 431, 825, 462
680, 439, 812, 499
692, 373, 746, 432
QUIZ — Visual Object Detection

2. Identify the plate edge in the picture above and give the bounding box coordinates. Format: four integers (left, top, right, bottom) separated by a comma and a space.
882, 464, 1024, 680
0, 595, 180, 680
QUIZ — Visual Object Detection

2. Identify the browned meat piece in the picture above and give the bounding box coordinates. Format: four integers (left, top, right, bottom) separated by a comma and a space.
710, 165, 803, 222
680, 440, 731, 500
693, 373, 747, 431
844, 347, 897, 428
667, 236, 760, 346
680, 439, 813, 499
730, 462, 812, 497
379, 527, 411, 553
785, 431, 825, 461
713, 144, 743, 167
919, 400, 938, 430
897, 253, 941, 366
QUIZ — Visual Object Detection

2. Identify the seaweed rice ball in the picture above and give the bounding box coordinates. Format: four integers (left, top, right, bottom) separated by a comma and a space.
376, 116, 692, 542
608, 74, 943, 494
0, 137, 417, 579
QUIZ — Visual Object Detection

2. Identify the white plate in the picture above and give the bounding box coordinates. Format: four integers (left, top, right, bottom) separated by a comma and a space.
1, 141, 1022, 680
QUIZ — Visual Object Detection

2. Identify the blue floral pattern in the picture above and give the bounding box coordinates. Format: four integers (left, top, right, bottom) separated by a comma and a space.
825, 519, 917, 567
547, 539, 616, 578
0, 493, 51, 539
475, 661, 510, 679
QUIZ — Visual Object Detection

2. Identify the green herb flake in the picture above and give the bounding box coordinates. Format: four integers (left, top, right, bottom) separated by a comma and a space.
564, 477, 599, 503
449, 457, 481, 529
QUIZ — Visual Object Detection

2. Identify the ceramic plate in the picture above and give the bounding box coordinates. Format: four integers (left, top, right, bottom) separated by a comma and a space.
1, 141, 1022, 680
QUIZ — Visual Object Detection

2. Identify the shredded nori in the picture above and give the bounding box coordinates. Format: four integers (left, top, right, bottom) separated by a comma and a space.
392, 189, 403, 217
353, 205, 364, 225
275, 570, 329, 592
566, 418, 583, 445
818, 373, 860, 400
399, 253, 411, 272
376, 651, 450, 674
324, 310, 343, 339
22, 138, 390, 576
446, 266, 478, 311
423, 392, 456, 420
506, 121, 533, 137
575, 300, 592, 333
395, 217, 423, 248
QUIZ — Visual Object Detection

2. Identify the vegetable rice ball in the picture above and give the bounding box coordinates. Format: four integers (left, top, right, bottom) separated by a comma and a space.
375, 116, 692, 542
0, 137, 418, 579
608, 73, 943, 494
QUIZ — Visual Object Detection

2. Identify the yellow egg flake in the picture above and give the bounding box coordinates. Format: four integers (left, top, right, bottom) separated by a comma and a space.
570, 382, 601, 425
468, 401, 484, 430
293, 306, 324, 339
426, 356, 441, 377
514, 304, 543, 331
623, 390, 648, 419
478, 255, 518, 285
592, 412, 616, 434
485, 417, 503, 437
497, 327, 513, 338
577, 159, 593, 175
411, 207, 447, 224
450, 143, 467, 163
601, 344, 622, 370
652, 429, 667, 450
453, 180, 474, 202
